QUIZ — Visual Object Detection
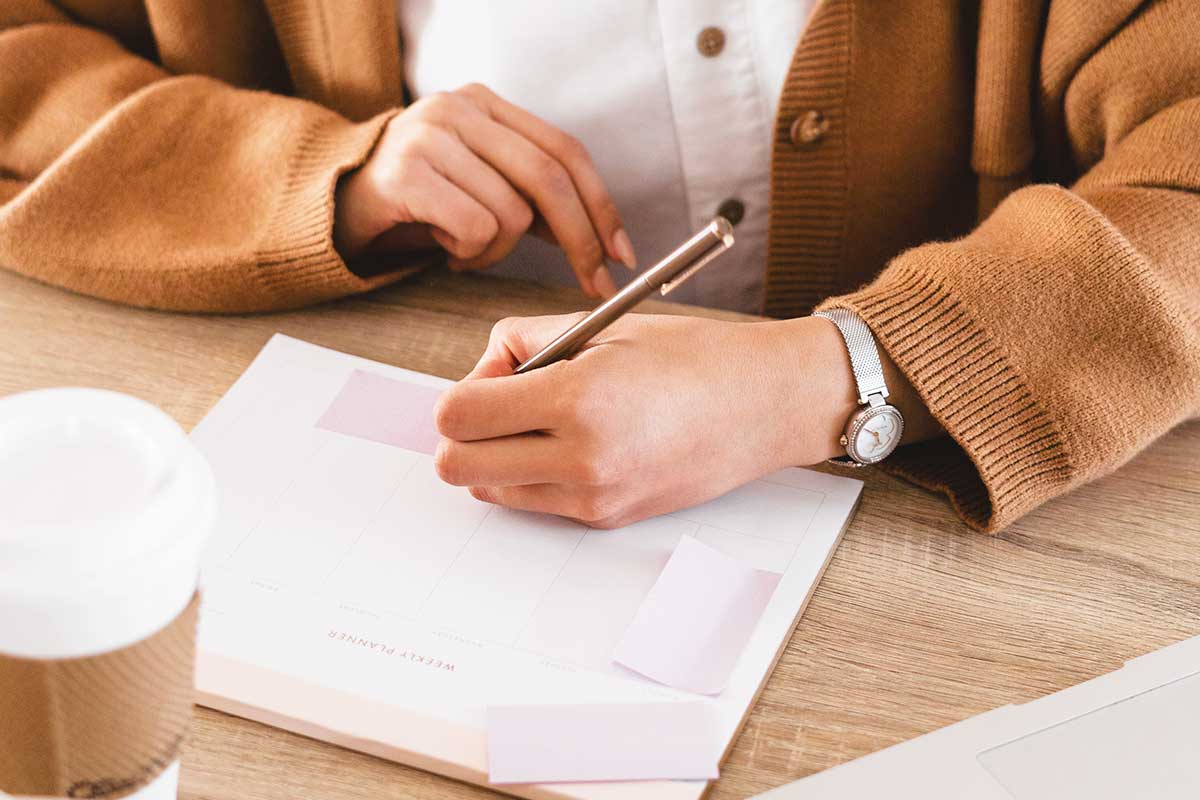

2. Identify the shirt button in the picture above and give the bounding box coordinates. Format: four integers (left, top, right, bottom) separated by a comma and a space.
696, 27, 726, 57
716, 198, 745, 226
789, 110, 829, 148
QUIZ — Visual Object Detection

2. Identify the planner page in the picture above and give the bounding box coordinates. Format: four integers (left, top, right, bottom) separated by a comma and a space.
191, 334, 862, 800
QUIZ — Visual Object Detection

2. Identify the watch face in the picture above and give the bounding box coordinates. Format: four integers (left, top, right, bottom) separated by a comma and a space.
848, 406, 904, 464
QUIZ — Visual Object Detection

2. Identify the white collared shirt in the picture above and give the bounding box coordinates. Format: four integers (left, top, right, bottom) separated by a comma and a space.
397, 1, 815, 313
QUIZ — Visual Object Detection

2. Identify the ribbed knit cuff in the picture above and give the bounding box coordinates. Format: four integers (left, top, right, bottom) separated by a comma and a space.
818, 257, 1072, 532
254, 108, 418, 307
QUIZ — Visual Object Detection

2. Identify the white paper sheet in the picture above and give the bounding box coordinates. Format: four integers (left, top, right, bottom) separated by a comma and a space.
487, 702, 720, 784
191, 334, 863, 800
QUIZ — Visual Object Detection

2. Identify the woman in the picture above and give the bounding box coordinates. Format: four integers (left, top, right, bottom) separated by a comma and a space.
2, 1, 1197, 532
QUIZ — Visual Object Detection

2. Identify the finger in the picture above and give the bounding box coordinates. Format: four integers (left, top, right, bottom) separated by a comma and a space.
451, 108, 607, 296
419, 128, 534, 271
470, 484, 616, 526
368, 222, 439, 254
591, 263, 618, 296
463, 116, 603, 295
462, 355, 514, 382
402, 163, 499, 260
524, 219, 624, 292
435, 366, 566, 441
435, 435, 564, 487
460, 84, 636, 270
478, 313, 587, 371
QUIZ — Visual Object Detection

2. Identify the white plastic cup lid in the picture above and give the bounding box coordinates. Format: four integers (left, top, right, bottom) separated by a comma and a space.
0, 388, 215, 657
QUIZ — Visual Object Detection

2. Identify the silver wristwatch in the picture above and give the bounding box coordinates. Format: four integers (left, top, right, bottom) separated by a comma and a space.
812, 309, 904, 466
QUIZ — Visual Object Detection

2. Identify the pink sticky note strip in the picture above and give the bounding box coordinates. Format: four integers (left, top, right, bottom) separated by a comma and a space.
613, 535, 781, 695
316, 370, 443, 455
486, 702, 719, 784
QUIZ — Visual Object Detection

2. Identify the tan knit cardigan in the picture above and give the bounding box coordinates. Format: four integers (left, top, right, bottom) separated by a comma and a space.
2, 1, 1198, 532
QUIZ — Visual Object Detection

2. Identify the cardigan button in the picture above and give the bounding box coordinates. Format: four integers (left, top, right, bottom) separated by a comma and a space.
790, 110, 829, 148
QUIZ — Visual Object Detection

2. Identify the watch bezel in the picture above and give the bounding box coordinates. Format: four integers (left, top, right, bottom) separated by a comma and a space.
844, 404, 904, 465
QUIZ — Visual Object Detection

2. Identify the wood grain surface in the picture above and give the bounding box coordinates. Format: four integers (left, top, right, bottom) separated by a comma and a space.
2, 266, 1197, 800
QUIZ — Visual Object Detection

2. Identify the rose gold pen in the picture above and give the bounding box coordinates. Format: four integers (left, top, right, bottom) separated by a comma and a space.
514, 217, 736, 374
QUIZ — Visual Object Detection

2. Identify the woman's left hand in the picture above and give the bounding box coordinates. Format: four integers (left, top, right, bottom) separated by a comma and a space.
433, 312, 888, 528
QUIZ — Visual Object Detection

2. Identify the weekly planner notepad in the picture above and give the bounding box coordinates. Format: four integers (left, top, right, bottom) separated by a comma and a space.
191, 334, 862, 800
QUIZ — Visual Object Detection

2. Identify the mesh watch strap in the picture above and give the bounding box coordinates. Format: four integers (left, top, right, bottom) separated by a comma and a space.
812, 309, 889, 404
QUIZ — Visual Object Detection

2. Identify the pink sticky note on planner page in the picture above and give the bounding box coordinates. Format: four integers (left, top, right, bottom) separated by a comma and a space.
486, 702, 719, 784
613, 535, 781, 695
316, 369, 443, 455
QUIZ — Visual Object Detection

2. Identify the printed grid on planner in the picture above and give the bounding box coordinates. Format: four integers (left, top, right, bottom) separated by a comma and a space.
197, 338, 826, 676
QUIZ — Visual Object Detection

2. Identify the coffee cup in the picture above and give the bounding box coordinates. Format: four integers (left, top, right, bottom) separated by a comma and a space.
0, 389, 215, 799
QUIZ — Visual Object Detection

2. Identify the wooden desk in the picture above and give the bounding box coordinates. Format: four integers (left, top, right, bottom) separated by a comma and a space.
2, 267, 1197, 799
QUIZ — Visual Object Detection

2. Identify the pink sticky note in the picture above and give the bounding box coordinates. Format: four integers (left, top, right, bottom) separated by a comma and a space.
316, 370, 443, 455
613, 536, 781, 695
486, 702, 719, 784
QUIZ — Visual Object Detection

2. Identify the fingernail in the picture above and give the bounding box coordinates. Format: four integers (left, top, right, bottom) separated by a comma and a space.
592, 265, 618, 298
611, 228, 637, 270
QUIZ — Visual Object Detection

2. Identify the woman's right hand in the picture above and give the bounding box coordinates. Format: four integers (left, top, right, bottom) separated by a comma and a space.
333, 83, 635, 297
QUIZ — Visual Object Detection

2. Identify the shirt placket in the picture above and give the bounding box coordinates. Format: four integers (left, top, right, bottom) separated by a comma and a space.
654, 0, 774, 310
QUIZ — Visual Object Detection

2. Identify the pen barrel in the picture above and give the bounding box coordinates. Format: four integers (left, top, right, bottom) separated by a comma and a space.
513, 217, 734, 374
514, 281, 647, 374
642, 217, 734, 290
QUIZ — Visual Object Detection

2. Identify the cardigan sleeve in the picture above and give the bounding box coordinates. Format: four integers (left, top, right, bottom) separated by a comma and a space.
817, 4, 1200, 531
0, 3, 413, 312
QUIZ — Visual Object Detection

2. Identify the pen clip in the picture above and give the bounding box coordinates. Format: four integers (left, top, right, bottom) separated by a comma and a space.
659, 242, 731, 296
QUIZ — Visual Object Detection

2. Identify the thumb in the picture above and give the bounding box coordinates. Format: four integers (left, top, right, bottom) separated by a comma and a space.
463, 355, 515, 382
476, 313, 588, 372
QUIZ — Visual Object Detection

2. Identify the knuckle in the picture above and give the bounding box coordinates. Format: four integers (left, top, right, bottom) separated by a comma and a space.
493, 316, 520, 339
589, 513, 624, 531
412, 91, 462, 123
534, 155, 573, 197
557, 133, 588, 165
597, 195, 621, 227
432, 390, 460, 437
408, 93, 441, 121
490, 315, 525, 349
454, 83, 493, 112
391, 125, 434, 164
433, 440, 462, 484
574, 236, 604, 268
506, 199, 535, 232
465, 212, 500, 246
469, 485, 495, 504
575, 489, 619, 525
573, 445, 616, 487
458, 82, 492, 101
411, 121, 452, 151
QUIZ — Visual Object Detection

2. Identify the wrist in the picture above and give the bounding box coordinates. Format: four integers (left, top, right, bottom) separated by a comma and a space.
333, 167, 377, 262
755, 316, 859, 466
809, 308, 944, 456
